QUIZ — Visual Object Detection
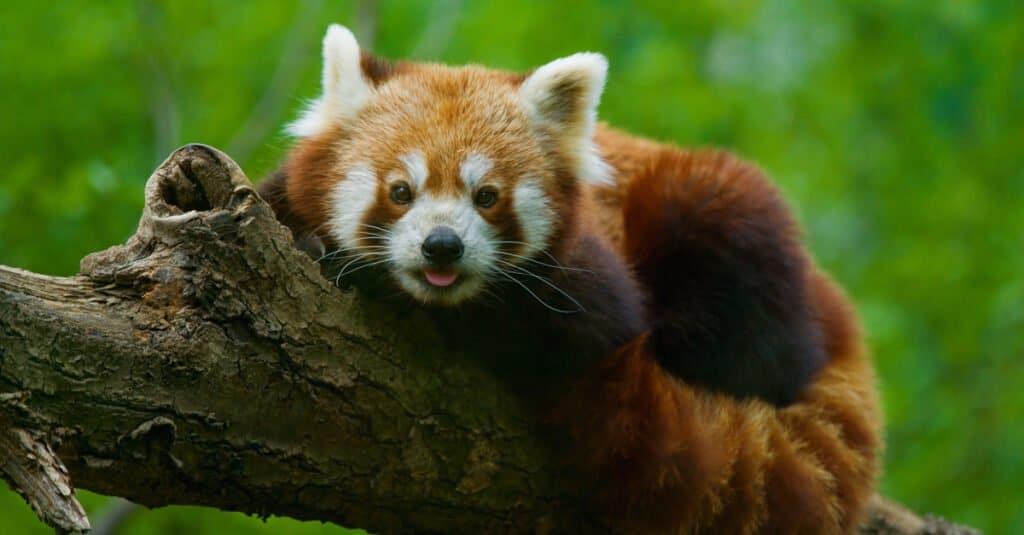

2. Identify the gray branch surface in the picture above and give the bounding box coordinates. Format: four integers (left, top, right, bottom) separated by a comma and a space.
0, 145, 980, 534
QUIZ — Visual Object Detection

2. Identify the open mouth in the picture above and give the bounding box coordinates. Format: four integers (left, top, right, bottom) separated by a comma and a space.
400, 267, 480, 305
423, 269, 459, 288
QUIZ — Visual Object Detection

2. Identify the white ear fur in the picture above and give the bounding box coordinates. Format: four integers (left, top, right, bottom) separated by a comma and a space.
286, 24, 374, 137
520, 53, 612, 185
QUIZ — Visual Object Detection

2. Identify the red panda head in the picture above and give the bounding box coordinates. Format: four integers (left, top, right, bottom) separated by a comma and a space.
284, 24, 610, 305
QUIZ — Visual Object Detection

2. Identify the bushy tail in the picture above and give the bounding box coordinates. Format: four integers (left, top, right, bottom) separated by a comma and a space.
620, 148, 826, 406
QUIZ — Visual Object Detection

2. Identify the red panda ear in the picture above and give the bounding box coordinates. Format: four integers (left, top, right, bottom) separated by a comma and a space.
520, 53, 612, 185
287, 24, 375, 138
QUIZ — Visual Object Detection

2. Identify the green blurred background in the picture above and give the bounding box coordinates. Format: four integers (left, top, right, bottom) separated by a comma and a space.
1, 0, 1021, 533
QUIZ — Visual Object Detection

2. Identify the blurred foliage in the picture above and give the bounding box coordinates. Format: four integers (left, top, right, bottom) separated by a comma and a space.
1, 0, 1021, 533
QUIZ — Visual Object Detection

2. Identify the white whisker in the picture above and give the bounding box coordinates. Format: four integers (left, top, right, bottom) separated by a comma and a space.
493, 265, 581, 314
497, 260, 585, 313
491, 241, 590, 273
496, 250, 593, 274
358, 223, 393, 234
338, 257, 392, 278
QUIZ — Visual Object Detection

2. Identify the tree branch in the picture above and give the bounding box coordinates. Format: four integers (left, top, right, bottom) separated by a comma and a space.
0, 410, 89, 532
0, 145, 979, 534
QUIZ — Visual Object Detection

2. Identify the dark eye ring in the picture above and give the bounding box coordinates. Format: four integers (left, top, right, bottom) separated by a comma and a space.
390, 183, 413, 205
474, 187, 499, 208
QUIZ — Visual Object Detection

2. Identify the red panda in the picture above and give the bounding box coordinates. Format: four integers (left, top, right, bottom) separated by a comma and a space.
259, 24, 883, 534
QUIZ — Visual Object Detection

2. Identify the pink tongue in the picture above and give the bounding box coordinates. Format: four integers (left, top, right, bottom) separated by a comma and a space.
424, 271, 459, 287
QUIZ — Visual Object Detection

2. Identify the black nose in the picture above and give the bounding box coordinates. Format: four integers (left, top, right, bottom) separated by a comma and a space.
421, 226, 464, 264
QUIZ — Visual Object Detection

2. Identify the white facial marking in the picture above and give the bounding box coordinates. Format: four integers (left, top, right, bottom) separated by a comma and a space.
287, 24, 374, 137
513, 180, 555, 258
459, 152, 493, 189
389, 193, 496, 304
398, 151, 429, 189
328, 164, 379, 249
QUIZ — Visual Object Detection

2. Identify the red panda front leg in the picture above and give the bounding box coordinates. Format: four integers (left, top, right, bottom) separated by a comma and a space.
622, 148, 826, 406
257, 169, 327, 261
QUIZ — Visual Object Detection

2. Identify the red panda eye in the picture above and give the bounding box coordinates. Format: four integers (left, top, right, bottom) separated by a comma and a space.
390, 183, 413, 205
474, 187, 498, 208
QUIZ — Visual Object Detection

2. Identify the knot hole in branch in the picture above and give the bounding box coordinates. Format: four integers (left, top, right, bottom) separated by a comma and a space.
151, 144, 247, 216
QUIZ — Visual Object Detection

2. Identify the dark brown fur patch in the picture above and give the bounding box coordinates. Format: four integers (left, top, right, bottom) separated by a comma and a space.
359, 51, 401, 85
358, 173, 411, 247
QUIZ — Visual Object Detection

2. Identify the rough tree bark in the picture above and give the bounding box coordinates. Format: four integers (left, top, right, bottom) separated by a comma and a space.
0, 145, 980, 534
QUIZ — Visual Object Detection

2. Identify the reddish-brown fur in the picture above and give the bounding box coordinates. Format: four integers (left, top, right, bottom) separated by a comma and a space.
553, 267, 880, 534
261, 52, 883, 534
